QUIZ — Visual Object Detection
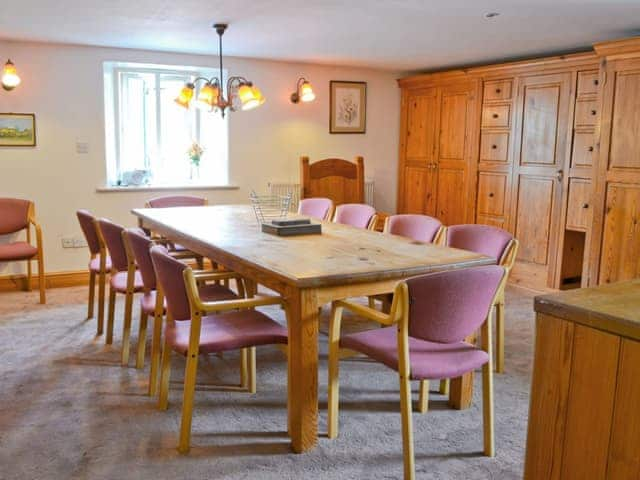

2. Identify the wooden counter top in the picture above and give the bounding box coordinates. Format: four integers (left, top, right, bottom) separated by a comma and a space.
535, 279, 640, 341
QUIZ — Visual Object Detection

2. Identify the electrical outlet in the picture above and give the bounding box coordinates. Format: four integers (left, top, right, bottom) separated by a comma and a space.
61, 237, 75, 248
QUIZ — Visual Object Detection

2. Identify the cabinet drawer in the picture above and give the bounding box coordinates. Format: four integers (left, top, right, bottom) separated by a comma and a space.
575, 99, 598, 128
571, 132, 595, 168
577, 71, 600, 97
483, 80, 513, 102
566, 178, 591, 231
477, 172, 508, 216
480, 132, 510, 162
482, 104, 511, 128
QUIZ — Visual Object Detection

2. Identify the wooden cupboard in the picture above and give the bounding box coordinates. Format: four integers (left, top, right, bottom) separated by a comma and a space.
397, 80, 480, 225
397, 36, 640, 290
588, 38, 640, 285
526, 280, 640, 479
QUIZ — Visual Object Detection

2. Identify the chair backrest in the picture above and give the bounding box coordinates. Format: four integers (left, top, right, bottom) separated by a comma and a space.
446, 224, 514, 265
124, 228, 156, 290
384, 214, 442, 243
298, 197, 333, 220
150, 245, 191, 321
76, 210, 102, 255
96, 218, 128, 272
406, 265, 505, 344
0, 198, 31, 235
300, 156, 365, 205
333, 203, 377, 229
146, 195, 207, 208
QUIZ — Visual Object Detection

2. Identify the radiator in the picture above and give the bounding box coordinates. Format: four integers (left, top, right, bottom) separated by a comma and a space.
268, 181, 375, 211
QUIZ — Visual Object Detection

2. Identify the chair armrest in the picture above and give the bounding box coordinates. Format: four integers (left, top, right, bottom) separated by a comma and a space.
334, 299, 395, 326
169, 250, 201, 260
197, 294, 283, 314
192, 271, 242, 282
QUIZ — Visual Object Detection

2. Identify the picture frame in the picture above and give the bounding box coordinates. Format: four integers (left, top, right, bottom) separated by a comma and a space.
0, 113, 36, 147
329, 81, 366, 134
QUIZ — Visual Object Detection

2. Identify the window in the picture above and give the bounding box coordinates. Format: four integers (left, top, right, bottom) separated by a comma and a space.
104, 62, 228, 186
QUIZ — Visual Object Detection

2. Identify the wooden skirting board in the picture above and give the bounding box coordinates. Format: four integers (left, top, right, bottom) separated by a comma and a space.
0, 270, 89, 292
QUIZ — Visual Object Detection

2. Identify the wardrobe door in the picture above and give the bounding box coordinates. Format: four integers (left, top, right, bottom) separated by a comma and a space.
591, 58, 640, 284
509, 73, 572, 289
435, 81, 479, 225
399, 88, 440, 215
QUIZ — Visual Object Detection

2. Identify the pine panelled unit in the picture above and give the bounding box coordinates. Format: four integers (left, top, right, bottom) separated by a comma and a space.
397, 35, 640, 290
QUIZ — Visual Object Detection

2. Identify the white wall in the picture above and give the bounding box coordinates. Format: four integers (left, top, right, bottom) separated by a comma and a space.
0, 40, 401, 274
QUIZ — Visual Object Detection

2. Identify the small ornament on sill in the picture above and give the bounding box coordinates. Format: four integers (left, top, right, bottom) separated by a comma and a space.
187, 142, 204, 180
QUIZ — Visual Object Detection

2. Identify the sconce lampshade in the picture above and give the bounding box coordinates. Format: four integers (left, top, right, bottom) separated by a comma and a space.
290, 77, 315, 104
174, 83, 195, 108
2, 60, 21, 91
196, 82, 219, 110
299, 81, 315, 102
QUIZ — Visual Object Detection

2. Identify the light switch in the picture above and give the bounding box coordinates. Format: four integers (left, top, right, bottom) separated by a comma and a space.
76, 141, 89, 154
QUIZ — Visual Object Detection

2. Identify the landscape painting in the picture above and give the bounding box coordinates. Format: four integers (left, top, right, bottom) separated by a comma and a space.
0, 113, 36, 146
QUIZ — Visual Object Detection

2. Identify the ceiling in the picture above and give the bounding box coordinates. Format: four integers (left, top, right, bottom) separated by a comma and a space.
1, 0, 639, 72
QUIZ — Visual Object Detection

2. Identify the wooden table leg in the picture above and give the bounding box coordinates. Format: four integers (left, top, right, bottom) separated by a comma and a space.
449, 332, 476, 410
287, 288, 319, 453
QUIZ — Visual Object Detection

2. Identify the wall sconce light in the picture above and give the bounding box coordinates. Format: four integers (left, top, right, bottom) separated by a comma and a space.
2, 59, 21, 91
290, 77, 315, 103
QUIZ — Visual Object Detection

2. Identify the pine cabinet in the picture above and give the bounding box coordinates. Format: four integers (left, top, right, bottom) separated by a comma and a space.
398, 81, 479, 225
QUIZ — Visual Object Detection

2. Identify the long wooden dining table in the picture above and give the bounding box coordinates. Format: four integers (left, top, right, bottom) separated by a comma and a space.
132, 205, 494, 453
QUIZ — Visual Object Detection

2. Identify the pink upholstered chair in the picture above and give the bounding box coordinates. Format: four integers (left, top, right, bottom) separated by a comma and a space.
123, 229, 242, 395
95, 218, 144, 364
446, 224, 518, 374
146, 195, 208, 208
298, 197, 334, 220
145, 195, 207, 267
368, 214, 446, 312
384, 214, 444, 244
0, 198, 45, 303
333, 203, 378, 230
327, 266, 507, 480
150, 245, 288, 453
77, 210, 112, 334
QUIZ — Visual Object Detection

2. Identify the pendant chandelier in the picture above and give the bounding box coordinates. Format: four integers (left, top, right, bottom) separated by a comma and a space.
175, 23, 265, 118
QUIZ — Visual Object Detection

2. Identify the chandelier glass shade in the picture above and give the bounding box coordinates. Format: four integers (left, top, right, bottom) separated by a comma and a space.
175, 23, 264, 117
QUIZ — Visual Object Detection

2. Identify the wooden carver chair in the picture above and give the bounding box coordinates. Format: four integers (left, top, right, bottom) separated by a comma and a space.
0, 198, 45, 303
300, 156, 365, 205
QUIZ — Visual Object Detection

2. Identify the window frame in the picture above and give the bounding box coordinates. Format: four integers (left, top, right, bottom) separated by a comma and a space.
105, 62, 226, 187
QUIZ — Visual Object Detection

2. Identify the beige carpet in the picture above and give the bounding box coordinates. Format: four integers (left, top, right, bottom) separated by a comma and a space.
0, 285, 535, 479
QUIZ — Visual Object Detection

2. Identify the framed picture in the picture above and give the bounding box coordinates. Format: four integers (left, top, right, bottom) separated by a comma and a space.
330, 81, 366, 134
0, 113, 36, 147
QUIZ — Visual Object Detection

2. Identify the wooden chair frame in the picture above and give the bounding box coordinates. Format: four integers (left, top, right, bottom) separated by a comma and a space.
87, 218, 109, 335
23, 203, 46, 304
157, 267, 286, 453
327, 268, 507, 479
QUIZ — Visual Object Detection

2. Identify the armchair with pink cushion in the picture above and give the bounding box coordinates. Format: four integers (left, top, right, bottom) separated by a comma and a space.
76, 210, 111, 334
298, 197, 334, 221
445, 224, 519, 374
333, 203, 378, 230
150, 245, 289, 453
123, 229, 243, 395
0, 198, 45, 304
327, 266, 507, 480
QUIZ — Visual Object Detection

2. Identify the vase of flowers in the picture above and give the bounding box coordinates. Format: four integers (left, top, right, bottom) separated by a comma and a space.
187, 142, 204, 180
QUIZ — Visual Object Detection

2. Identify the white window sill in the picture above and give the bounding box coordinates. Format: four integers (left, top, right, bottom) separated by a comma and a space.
96, 184, 239, 193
